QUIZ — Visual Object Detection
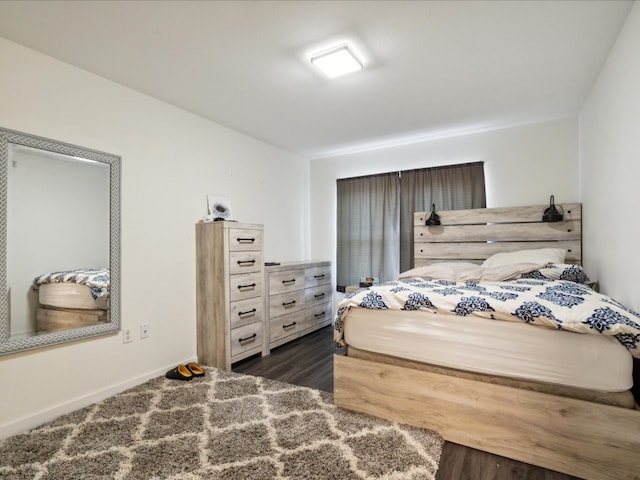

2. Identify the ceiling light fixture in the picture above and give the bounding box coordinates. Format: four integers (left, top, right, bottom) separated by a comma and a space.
310, 44, 362, 78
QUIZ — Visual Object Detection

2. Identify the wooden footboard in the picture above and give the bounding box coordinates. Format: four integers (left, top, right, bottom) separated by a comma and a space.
334, 354, 640, 480
36, 307, 108, 332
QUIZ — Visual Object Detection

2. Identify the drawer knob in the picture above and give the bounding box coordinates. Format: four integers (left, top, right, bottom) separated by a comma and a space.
238, 283, 257, 290
237, 259, 256, 266
314, 293, 325, 299
238, 308, 257, 317
314, 274, 325, 279
282, 321, 297, 329
314, 312, 325, 318
282, 279, 296, 285
238, 333, 257, 344
282, 300, 296, 308
237, 237, 256, 244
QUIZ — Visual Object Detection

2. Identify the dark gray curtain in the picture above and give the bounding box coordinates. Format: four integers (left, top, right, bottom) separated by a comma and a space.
336, 172, 400, 290
399, 162, 486, 273
336, 162, 485, 290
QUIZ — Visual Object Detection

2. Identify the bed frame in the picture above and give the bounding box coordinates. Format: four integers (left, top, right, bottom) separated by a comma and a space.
36, 306, 108, 332
334, 203, 640, 480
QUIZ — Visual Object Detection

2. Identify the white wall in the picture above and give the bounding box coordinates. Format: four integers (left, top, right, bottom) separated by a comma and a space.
309, 117, 580, 270
580, 2, 640, 311
0, 37, 310, 438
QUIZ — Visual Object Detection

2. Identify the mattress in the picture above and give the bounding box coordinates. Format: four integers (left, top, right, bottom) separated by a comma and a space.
39, 283, 109, 310
343, 308, 633, 392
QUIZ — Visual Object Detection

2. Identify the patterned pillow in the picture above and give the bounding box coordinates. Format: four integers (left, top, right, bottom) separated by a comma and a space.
520, 263, 591, 284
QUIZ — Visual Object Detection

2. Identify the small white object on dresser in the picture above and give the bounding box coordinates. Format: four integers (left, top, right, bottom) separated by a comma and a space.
265, 261, 332, 352
195, 221, 266, 370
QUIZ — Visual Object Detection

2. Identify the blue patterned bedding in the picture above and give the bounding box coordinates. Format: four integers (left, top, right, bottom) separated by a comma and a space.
334, 269, 640, 358
32, 268, 110, 300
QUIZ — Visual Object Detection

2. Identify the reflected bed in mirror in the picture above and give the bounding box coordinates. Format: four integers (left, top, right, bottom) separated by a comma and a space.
0, 127, 120, 354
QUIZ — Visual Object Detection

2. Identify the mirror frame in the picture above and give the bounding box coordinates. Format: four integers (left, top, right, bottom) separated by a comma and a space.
0, 127, 120, 354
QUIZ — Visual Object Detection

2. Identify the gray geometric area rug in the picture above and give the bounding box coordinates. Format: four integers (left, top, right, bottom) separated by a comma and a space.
0, 367, 443, 479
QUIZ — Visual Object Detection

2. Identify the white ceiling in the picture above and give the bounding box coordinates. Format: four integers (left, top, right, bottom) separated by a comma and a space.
0, 0, 633, 159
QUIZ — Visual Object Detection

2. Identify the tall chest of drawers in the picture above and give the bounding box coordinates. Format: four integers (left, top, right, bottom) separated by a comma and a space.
196, 221, 265, 370
265, 261, 332, 351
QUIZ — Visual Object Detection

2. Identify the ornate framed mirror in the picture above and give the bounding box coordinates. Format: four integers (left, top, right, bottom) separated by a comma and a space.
0, 127, 120, 354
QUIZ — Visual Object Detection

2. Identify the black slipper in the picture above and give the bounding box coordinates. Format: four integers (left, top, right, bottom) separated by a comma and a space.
185, 362, 205, 377
165, 365, 193, 381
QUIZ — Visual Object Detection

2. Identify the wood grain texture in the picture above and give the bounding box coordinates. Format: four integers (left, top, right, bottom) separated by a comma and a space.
228, 250, 263, 275
35, 307, 107, 332
347, 346, 635, 408
414, 240, 581, 262
438, 442, 579, 480
414, 203, 582, 264
334, 354, 640, 480
196, 222, 265, 369
304, 284, 332, 307
305, 265, 332, 288
413, 203, 582, 226
264, 261, 332, 351
234, 326, 583, 479
228, 297, 264, 330
415, 220, 580, 243
195, 222, 227, 368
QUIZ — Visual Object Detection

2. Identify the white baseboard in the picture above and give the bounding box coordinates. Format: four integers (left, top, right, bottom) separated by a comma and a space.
0, 357, 197, 440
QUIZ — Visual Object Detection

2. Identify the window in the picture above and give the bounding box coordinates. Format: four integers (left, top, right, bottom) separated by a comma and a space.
336, 162, 486, 291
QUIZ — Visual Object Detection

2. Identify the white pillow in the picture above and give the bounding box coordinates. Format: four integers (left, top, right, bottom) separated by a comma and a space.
398, 262, 547, 282
481, 248, 566, 268
479, 263, 549, 281
398, 262, 481, 281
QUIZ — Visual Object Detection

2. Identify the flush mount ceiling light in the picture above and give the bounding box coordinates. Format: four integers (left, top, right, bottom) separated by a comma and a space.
310, 44, 363, 78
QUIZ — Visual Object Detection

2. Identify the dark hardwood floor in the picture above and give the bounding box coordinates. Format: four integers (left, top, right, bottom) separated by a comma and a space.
233, 324, 344, 393
233, 325, 580, 480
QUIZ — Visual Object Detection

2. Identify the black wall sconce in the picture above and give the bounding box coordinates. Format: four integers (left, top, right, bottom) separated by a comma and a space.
542, 195, 564, 222
425, 204, 441, 226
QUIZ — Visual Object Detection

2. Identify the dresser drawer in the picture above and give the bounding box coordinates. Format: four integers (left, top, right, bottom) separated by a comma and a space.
268, 269, 305, 295
305, 266, 331, 288
264, 261, 332, 352
230, 322, 263, 358
269, 290, 306, 318
229, 272, 263, 302
306, 303, 332, 326
270, 311, 306, 344
228, 228, 264, 252
270, 304, 331, 345
229, 297, 264, 329
229, 250, 263, 275
305, 284, 332, 307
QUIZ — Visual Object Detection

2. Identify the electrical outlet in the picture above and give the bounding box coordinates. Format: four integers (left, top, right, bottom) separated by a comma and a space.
140, 324, 151, 339
123, 327, 133, 343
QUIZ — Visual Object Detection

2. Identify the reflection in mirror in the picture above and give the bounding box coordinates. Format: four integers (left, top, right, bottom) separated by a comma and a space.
0, 128, 120, 355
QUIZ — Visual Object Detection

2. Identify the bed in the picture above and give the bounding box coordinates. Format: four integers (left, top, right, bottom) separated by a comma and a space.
333, 204, 640, 480
32, 268, 110, 332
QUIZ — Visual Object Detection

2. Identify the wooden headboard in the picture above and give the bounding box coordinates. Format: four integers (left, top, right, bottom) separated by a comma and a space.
413, 203, 581, 266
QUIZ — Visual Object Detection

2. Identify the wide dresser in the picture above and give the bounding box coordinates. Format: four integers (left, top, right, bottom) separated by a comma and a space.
265, 261, 332, 351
